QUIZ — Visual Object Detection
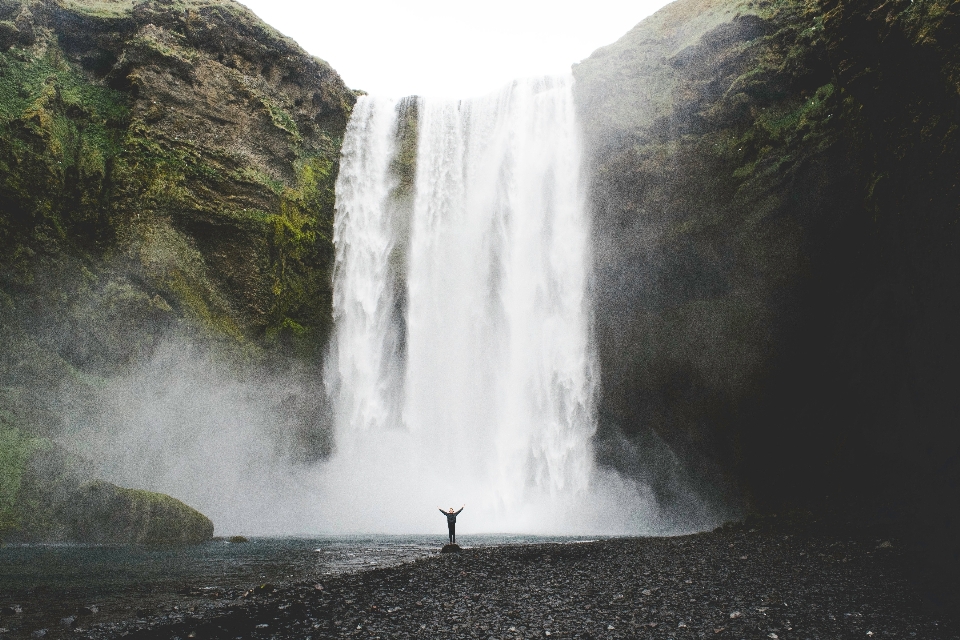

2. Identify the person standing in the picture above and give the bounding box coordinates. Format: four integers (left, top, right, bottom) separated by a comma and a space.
438, 505, 464, 544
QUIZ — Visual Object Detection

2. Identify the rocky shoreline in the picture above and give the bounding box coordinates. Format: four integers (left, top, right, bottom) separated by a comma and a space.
3, 520, 956, 640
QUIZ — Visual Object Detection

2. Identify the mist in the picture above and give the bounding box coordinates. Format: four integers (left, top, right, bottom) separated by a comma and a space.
54, 330, 720, 536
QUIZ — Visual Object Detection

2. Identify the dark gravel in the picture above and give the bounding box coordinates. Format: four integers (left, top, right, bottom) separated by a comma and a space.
4, 523, 957, 640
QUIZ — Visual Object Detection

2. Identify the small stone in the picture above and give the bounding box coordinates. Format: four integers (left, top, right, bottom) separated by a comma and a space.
60, 617, 76, 628
607, 625, 615, 630
641, 589, 652, 595
768, 634, 779, 639
30, 630, 47, 639
867, 633, 874, 637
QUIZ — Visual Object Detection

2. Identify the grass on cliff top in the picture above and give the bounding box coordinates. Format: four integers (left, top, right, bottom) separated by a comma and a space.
58, 0, 294, 49
57, 0, 133, 18
574, 0, 761, 140
58, 0, 244, 18
585, 0, 757, 63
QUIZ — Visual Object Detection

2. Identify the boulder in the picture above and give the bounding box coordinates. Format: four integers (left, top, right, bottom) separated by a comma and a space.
59, 480, 213, 545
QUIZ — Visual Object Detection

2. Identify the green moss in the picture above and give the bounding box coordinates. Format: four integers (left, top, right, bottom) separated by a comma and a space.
133, 219, 246, 342
264, 153, 336, 353
0, 42, 130, 267
232, 166, 284, 195
67, 480, 214, 544
0, 422, 47, 537
58, 0, 135, 19
259, 94, 301, 142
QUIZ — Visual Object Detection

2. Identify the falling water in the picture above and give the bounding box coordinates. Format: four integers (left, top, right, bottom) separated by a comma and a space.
323, 76, 661, 534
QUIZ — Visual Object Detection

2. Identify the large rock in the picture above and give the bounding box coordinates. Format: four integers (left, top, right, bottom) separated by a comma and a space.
0, 428, 213, 544
62, 480, 214, 544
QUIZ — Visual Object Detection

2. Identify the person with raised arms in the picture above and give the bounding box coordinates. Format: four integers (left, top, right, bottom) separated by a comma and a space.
438, 505, 465, 545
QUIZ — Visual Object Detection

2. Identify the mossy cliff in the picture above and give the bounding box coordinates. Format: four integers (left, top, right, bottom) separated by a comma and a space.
0, 0, 354, 356
575, 0, 959, 609
0, 0, 354, 541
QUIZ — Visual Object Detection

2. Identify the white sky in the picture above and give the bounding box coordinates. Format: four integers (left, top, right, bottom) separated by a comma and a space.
238, 0, 674, 98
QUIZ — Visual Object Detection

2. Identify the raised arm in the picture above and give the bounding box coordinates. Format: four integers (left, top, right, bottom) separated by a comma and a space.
454, 506, 464, 516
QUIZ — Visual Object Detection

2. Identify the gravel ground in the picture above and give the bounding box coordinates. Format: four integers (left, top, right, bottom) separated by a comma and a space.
3, 522, 957, 640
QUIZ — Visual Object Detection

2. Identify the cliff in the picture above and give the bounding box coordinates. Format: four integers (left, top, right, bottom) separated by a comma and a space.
0, 0, 355, 541
575, 0, 960, 611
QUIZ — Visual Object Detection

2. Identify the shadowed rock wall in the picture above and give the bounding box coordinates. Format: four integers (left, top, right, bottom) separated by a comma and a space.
575, 0, 960, 612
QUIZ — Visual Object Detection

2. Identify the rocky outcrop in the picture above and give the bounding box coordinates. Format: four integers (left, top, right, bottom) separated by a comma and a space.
61, 480, 214, 544
575, 0, 960, 611
1, 435, 213, 543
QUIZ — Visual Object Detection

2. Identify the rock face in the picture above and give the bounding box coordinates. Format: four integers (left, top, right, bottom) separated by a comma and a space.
575, 0, 960, 610
0, 0, 354, 359
0, 0, 354, 542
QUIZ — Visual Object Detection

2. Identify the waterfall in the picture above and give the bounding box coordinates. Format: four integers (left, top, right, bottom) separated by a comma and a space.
322, 76, 661, 534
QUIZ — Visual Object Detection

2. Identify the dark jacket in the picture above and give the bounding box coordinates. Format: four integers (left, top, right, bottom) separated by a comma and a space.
440, 508, 463, 524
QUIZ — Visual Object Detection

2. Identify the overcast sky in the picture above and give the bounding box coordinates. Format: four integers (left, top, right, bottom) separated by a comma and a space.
238, 0, 673, 98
